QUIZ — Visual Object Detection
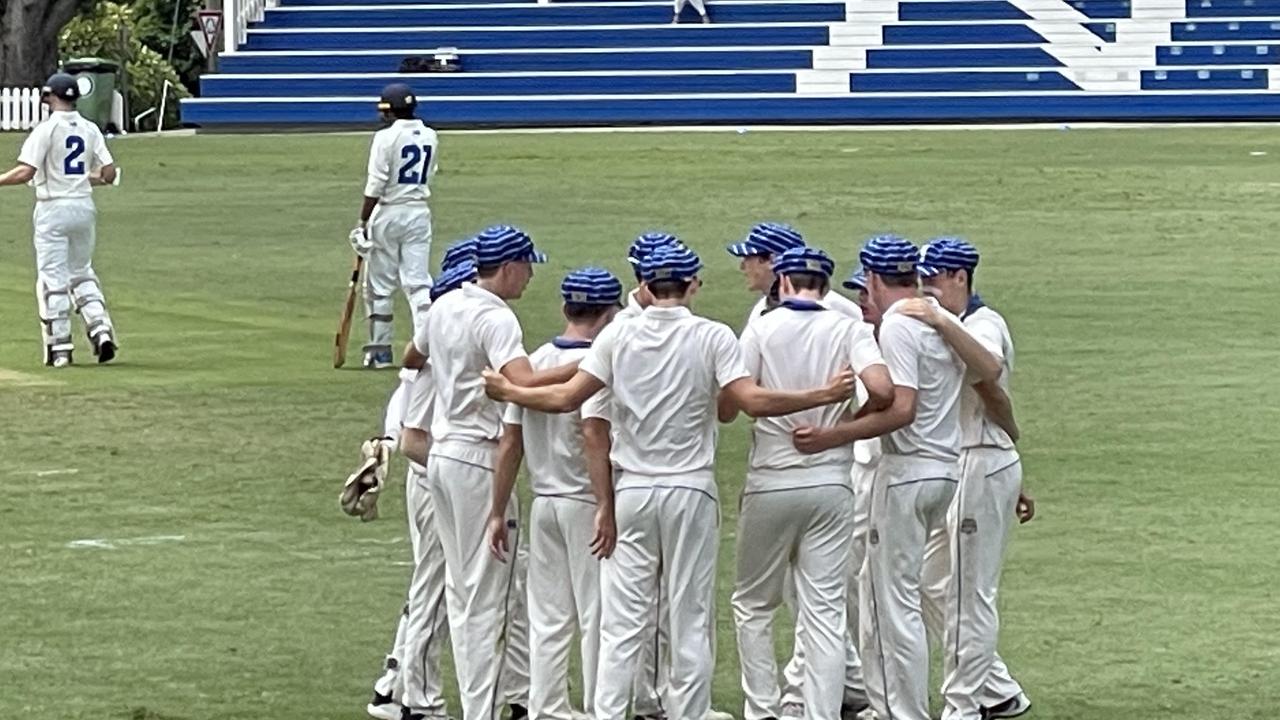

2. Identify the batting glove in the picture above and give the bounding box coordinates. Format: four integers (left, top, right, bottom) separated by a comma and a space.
349, 225, 373, 257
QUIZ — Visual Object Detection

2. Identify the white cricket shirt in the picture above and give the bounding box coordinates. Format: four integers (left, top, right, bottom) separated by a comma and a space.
364, 119, 438, 205
503, 340, 610, 499
414, 282, 526, 468
615, 288, 644, 321
878, 298, 966, 480
740, 301, 884, 491
961, 305, 1017, 452
579, 305, 749, 497
18, 111, 113, 202
402, 363, 436, 432
745, 290, 863, 328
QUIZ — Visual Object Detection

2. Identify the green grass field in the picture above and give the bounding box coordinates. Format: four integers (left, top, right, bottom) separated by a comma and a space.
1, 126, 1278, 720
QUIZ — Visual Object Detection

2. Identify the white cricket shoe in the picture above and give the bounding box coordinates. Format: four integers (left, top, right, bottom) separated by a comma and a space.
51, 350, 72, 368
706, 711, 735, 720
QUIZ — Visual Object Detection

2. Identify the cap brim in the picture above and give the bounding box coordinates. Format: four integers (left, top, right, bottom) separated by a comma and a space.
726, 243, 764, 258
530, 251, 548, 264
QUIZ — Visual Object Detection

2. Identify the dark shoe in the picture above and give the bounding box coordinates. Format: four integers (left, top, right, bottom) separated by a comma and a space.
509, 704, 528, 720
983, 692, 1031, 719
94, 335, 116, 364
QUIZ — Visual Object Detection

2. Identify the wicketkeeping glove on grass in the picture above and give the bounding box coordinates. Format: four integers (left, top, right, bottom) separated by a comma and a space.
340, 437, 394, 521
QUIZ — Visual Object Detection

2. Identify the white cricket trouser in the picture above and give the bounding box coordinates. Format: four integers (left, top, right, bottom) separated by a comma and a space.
364, 202, 432, 353
595, 483, 719, 720
427, 453, 521, 720
674, 0, 707, 15
375, 463, 451, 715
503, 541, 533, 709
33, 198, 114, 356
528, 495, 601, 720
860, 457, 958, 720
631, 607, 670, 717
921, 449, 1025, 720
733, 481, 853, 720
776, 459, 875, 715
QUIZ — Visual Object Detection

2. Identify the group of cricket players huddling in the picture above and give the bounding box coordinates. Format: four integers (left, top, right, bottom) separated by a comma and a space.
342, 85, 1034, 720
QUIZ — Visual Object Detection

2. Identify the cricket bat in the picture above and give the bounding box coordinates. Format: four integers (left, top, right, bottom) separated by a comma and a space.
333, 254, 364, 369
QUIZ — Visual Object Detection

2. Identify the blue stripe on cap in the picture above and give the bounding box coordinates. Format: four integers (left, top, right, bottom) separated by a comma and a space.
726, 222, 805, 257
772, 246, 835, 279
561, 266, 623, 305
917, 237, 980, 277
474, 225, 547, 267
641, 245, 703, 283
430, 260, 477, 301
842, 266, 868, 291
628, 232, 681, 266
858, 233, 920, 275
440, 238, 478, 274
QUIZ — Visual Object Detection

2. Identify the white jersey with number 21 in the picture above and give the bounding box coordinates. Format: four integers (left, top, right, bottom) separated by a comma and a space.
18, 110, 113, 202
364, 118, 438, 206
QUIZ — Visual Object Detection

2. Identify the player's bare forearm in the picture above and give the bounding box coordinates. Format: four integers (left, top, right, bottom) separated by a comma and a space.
717, 390, 740, 423
794, 385, 916, 453
858, 365, 895, 412
485, 369, 604, 414
0, 164, 35, 186
974, 381, 1020, 442
402, 342, 427, 369
400, 427, 430, 465
935, 320, 1001, 384
491, 424, 524, 519
359, 196, 379, 225
90, 164, 117, 186
582, 418, 614, 510
726, 369, 855, 419
501, 356, 579, 387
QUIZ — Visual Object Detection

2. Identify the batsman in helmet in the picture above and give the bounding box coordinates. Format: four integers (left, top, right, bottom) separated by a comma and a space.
350, 83, 438, 369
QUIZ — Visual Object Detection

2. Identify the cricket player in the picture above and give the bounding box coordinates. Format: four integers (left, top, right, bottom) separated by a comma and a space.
488, 268, 624, 720
612, 231, 737, 720
483, 244, 856, 720
907, 239, 1034, 720
791, 234, 969, 720
0, 73, 119, 367
673, 0, 711, 23
727, 247, 893, 720
366, 256, 491, 720
352, 82, 438, 369
727, 222, 863, 327
404, 225, 572, 720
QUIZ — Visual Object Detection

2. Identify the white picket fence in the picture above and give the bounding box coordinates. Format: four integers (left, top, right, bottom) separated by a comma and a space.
224, 0, 279, 53
1, 87, 50, 131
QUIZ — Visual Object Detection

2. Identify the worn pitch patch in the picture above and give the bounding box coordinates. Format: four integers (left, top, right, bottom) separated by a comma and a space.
0, 368, 62, 387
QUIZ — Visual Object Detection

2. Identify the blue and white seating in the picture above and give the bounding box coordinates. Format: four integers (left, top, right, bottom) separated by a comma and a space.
181, 0, 1280, 127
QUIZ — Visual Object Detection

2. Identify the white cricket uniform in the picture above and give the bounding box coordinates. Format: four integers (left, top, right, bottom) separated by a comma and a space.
919, 305, 1025, 720
749, 290, 863, 714
414, 282, 528, 720
580, 306, 749, 720
860, 298, 965, 720
18, 110, 116, 357
745, 291, 862, 328
370, 365, 453, 717
731, 302, 883, 720
504, 340, 610, 720
363, 118, 438, 354
613, 287, 673, 718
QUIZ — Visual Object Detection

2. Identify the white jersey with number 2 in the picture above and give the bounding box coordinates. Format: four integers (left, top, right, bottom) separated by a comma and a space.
364, 118, 438, 206
18, 110, 113, 202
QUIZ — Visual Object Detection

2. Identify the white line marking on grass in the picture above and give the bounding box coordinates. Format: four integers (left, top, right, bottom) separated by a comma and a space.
0, 368, 61, 387
352, 536, 405, 545
15, 468, 80, 477
67, 534, 186, 550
